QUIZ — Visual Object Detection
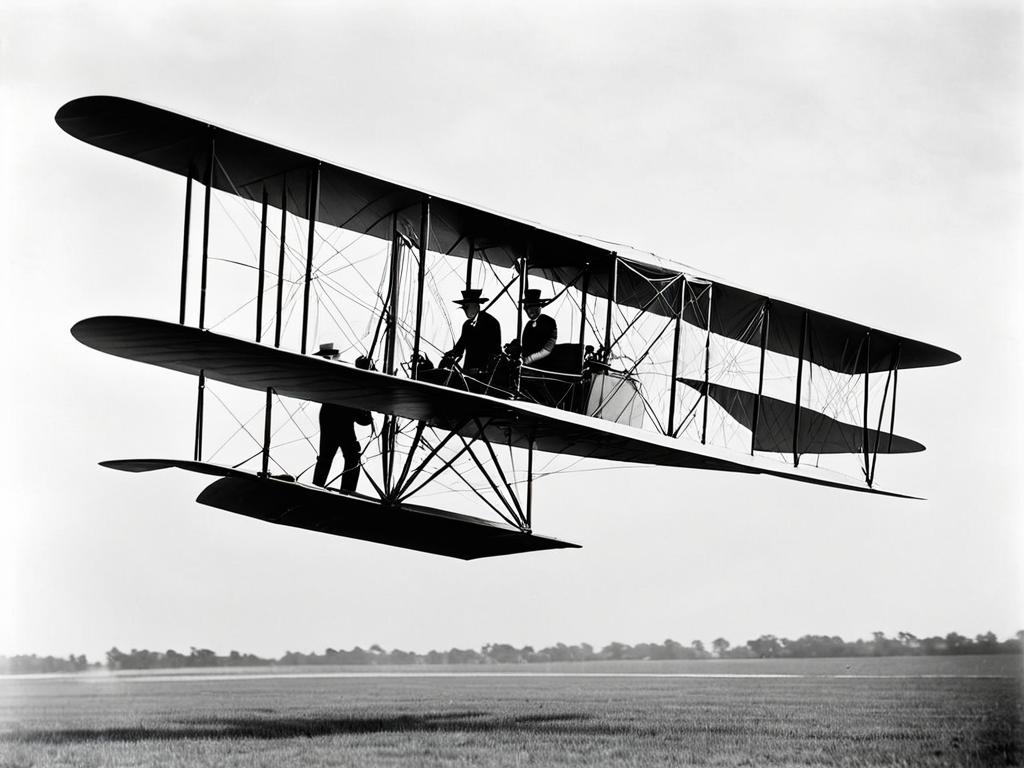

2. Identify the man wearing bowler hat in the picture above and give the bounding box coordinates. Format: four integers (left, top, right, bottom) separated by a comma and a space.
442, 288, 502, 372
311, 343, 373, 493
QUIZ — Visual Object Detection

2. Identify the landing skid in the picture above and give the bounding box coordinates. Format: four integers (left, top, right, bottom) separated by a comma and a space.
102, 459, 579, 560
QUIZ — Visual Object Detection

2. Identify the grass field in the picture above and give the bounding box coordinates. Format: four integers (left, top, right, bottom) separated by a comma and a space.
1, 656, 1020, 767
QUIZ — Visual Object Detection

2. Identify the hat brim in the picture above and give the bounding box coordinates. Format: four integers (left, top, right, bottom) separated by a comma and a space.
313, 350, 340, 357
453, 298, 488, 305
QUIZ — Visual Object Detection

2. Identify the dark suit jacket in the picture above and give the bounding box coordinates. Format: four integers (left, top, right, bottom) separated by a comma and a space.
449, 311, 502, 369
521, 314, 557, 363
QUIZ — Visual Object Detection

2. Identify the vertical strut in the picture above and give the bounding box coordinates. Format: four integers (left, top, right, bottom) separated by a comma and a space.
750, 300, 771, 455
274, 181, 287, 348
516, 246, 529, 343
393, 420, 427, 497
178, 173, 192, 325
526, 437, 534, 531
265, 182, 287, 477
667, 277, 684, 436
198, 139, 214, 330
381, 215, 402, 494
384, 214, 401, 374
578, 265, 590, 364
384, 418, 395, 495
195, 140, 214, 459
887, 344, 902, 453
863, 331, 871, 484
869, 362, 895, 485
256, 187, 271, 477
792, 311, 808, 467
412, 196, 430, 378
515, 249, 528, 393
261, 389, 272, 476
701, 283, 713, 445
194, 370, 206, 461
300, 164, 320, 355
256, 188, 268, 342
465, 237, 475, 289
603, 253, 617, 361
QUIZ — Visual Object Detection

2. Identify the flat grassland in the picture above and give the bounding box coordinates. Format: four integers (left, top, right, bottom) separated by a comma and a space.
1, 656, 1020, 767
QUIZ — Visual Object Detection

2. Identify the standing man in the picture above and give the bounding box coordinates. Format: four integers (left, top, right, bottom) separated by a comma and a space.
442, 288, 502, 372
311, 343, 373, 493
517, 288, 558, 366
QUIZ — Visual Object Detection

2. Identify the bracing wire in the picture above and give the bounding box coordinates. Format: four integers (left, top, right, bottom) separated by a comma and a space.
197, 164, 885, 487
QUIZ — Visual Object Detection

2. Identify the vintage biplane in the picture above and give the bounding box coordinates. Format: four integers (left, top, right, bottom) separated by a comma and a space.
57, 96, 959, 559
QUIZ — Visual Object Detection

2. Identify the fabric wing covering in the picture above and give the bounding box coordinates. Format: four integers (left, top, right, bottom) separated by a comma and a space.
56, 96, 959, 375
677, 378, 925, 455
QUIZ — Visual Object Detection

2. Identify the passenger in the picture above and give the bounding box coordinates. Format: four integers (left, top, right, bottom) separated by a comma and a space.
311, 343, 373, 493
441, 288, 502, 373
517, 288, 557, 366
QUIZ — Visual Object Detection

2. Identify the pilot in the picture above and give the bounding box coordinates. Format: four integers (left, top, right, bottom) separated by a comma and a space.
441, 288, 502, 372
517, 288, 557, 366
311, 343, 374, 493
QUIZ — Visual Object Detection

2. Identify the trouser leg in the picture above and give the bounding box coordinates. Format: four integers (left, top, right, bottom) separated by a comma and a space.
313, 434, 337, 487
340, 440, 361, 492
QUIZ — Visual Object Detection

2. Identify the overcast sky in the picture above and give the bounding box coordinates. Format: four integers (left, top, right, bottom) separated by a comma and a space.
2, 0, 1021, 662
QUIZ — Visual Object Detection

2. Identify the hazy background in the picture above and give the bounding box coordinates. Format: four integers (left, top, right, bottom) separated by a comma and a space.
2, 0, 1020, 662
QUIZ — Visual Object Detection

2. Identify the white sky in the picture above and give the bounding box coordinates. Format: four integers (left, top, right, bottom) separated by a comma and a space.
2, 0, 1021, 662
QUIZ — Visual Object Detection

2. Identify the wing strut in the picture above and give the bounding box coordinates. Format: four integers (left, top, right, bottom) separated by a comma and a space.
868, 357, 893, 485
260, 182, 289, 477
194, 137, 215, 461
792, 310, 808, 467
888, 345, 902, 453
256, 188, 269, 342
473, 417, 526, 527
254, 186, 275, 479
465, 236, 475, 289
862, 331, 871, 485
178, 173, 192, 325
578, 265, 591, 368
300, 163, 320, 355
514, 248, 528, 392
701, 281, 713, 445
381, 213, 404, 493
383, 213, 401, 375
395, 421, 471, 502
751, 300, 771, 455
866, 341, 901, 486
194, 370, 205, 461
411, 196, 430, 378
199, 137, 214, 330
457, 427, 524, 529
667, 277, 685, 437
526, 436, 535, 531
392, 419, 427, 498
602, 254, 618, 362
274, 180, 287, 347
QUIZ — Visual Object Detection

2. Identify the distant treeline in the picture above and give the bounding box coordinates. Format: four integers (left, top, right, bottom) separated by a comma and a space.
3, 631, 1021, 674
0, 655, 95, 675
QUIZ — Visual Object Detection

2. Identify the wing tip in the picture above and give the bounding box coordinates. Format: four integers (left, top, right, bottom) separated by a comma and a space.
99, 458, 170, 473
55, 95, 128, 131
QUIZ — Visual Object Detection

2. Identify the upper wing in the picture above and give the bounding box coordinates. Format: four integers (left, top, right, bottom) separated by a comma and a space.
56, 96, 959, 375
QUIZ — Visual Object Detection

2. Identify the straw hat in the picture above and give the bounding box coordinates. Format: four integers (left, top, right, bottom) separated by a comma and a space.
313, 342, 340, 358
